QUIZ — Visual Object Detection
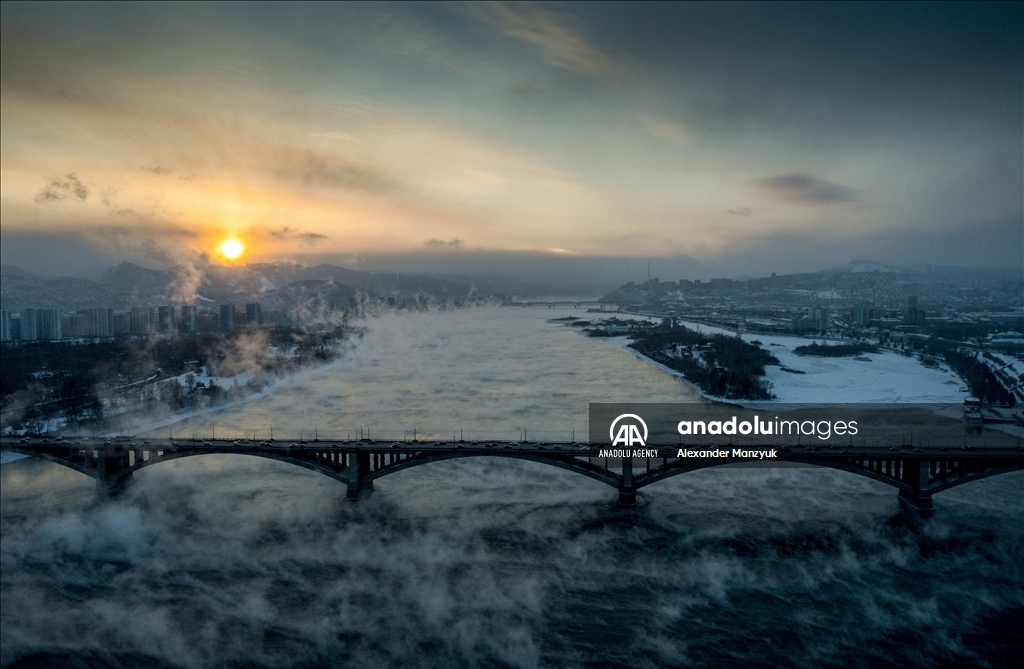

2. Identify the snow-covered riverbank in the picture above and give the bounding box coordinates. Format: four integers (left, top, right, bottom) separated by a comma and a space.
596, 316, 968, 404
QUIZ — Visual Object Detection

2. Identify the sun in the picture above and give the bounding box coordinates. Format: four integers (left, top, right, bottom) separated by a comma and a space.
219, 239, 245, 261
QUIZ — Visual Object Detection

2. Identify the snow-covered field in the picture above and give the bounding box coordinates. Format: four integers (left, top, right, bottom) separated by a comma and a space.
751, 334, 965, 403
605, 316, 968, 404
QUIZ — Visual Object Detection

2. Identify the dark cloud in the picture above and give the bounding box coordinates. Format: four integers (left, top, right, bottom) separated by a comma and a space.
425, 238, 462, 248
728, 207, 752, 217
754, 174, 861, 205
92, 225, 197, 240
582, 3, 1022, 147
269, 227, 298, 239
34, 173, 88, 203
141, 164, 173, 175
270, 148, 404, 195
263, 227, 329, 245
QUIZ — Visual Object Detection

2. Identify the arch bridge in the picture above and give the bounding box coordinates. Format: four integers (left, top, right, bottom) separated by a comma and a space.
3, 437, 1022, 513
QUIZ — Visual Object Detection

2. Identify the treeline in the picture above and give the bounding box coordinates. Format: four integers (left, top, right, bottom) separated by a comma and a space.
577, 317, 636, 337
908, 336, 1017, 406
1, 325, 350, 428
942, 350, 1016, 406
2, 335, 211, 402
130, 373, 249, 415
931, 320, 1024, 342
793, 342, 878, 357
629, 320, 778, 400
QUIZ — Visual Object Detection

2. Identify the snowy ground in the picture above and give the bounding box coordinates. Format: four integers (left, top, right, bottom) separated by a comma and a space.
987, 351, 1024, 400
734, 334, 964, 404
597, 316, 969, 404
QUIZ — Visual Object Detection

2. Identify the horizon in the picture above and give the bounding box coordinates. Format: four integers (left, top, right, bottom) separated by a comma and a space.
1, 254, 1020, 298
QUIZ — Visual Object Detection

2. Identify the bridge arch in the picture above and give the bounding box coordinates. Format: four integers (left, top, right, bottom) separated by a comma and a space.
362, 451, 620, 488
924, 466, 1024, 495
117, 450, 351, 486
3, 448, 97, 480
634, 457, 919, 495
2, 447, 623, 491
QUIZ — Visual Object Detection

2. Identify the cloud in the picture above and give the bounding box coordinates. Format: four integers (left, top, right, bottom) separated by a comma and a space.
92, 225, 197, 240
754, 174, 862, 205
639, 116, 691, 147
425, 238, 463, 248
268, 227, 299, 240
269, 148, 405, 195
34, 173, 89, 203
728, 207, 753, 217
459, 2, 620, 76
261, 227, 329, 245
141, 164, 173, 175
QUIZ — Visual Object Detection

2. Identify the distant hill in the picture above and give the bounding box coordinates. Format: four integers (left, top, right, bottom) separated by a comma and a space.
101, 261, 179, 288
844, 260, 900, 274
598, 260, 1023, 307
0, 259, 504, 310
0, 265, 44, 281
247, 262, 370, 288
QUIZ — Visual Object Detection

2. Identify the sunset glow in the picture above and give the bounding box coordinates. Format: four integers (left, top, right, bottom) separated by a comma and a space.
0, 2, 1019, 277
219, 239, 245, 261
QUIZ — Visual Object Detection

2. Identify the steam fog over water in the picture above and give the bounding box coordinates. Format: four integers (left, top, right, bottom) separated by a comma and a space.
2, 307, 1022, 668
131, 305, 705, 442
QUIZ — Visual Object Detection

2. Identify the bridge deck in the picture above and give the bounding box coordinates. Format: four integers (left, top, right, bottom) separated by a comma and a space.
4, 437, 1022, 511
5, 436, 1020, 456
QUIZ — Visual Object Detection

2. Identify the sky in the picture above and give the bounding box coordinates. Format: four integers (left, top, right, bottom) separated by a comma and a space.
1, 1, 1021, 281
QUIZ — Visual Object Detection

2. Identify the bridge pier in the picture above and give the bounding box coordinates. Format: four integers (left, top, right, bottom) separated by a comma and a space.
346, 451, 374, 501
898, 459, 934, 513
97, 472, 133, 499
96, 445, 132, 499
898, 489, 934, 513
618, 457, 637, 507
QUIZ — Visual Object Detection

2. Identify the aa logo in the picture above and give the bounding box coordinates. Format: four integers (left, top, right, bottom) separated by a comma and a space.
610, 414, 647, 446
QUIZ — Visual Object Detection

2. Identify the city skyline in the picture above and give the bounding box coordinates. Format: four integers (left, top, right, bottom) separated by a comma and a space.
1, 2, 1022, 282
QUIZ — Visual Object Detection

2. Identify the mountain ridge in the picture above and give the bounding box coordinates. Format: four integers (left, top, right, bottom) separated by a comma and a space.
0, 259, 506, 311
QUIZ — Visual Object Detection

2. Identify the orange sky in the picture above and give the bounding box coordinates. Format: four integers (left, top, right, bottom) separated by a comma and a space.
1, 3, 1020, 274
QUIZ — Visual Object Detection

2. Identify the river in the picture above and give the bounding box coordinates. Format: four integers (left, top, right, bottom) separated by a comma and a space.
2, 305, 1022, 668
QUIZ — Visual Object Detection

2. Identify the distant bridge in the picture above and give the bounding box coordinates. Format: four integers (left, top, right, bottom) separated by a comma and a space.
505, 301, 611, 309
4, 437, 1023, 512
